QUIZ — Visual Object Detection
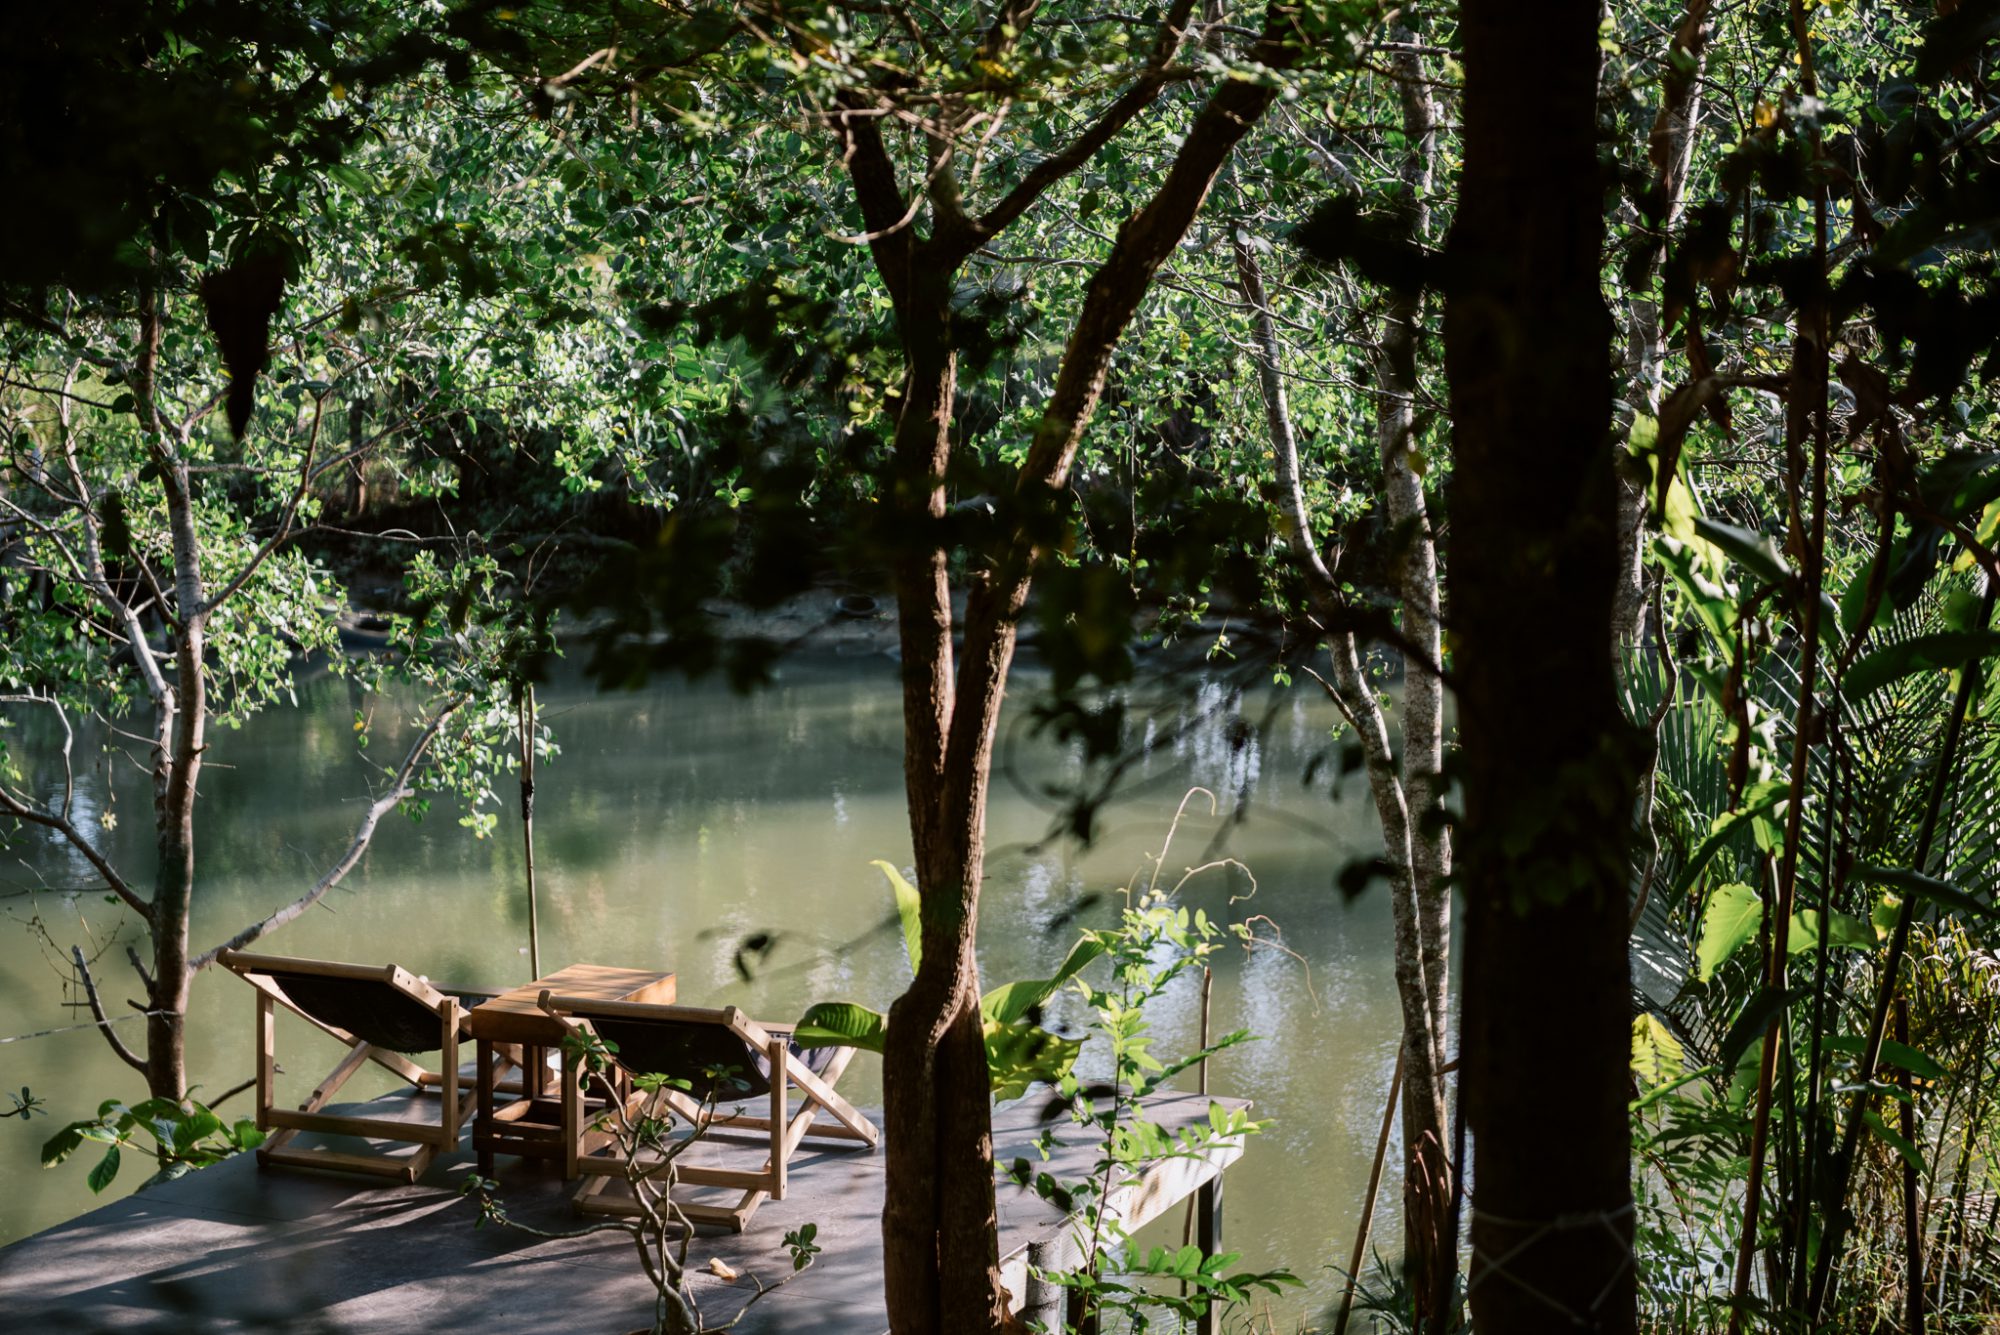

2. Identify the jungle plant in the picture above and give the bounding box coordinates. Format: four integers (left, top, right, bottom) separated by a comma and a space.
1008, 854, 1298, 1332
794, 859, 1107, 1101
41, 1093, 265, 1194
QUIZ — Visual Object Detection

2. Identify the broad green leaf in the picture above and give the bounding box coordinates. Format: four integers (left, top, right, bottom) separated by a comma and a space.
1631, 1012, 1686, 1088
1693, 516, 1790, 587
40, 1124, 84, 1167
871, 860, 923, 975
1670, 795, 1784, 904
1844, 631, 2000, 702
984, 1018, 1084, 1103
1786, 909, 1877, 953
1718, 986, 1799, 1077
792, 1002, 886, 1053
981, 938, 1108, 1026
1863, 1109, 1926, 1173
1697, 883, 1763, 981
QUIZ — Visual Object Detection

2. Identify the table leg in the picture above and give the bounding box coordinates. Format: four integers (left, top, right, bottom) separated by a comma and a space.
476, 1038, 496, 1176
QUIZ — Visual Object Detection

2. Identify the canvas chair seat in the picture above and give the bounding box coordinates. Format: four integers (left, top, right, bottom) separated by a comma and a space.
584, 1013, 841, 1102
538, 992, 879, 1232
219, 950, 510, 1184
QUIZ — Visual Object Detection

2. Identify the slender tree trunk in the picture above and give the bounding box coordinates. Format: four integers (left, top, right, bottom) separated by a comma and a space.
1375, 48, 1458, 1321
1613, 0, 1714, 655
1445, 2, 1639, 1333
839, 15, 1298, 1328
135, 277, 208, 1102
1234, 232, 1453, 1319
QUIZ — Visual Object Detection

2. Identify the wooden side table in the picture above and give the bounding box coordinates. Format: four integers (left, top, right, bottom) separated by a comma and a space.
468, 964, 676, 1174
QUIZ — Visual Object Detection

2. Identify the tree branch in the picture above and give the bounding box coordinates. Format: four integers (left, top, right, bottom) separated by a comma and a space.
965, 0, 1201, 249
72, 946, 147, 1073
202, 397, 324, 616
190, 697, 464, 971
0, 781, 149, 919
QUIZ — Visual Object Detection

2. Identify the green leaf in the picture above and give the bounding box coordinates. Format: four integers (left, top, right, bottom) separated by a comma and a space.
1631, 1012, 1686, 1088
791, 1002, 885, 1053
1852, 864, 1999, 920
1718, 986, 1798, 1076
87, 1145, 121, 1194
1820, 1035, 1949, 1082
1692, 516, 1790, 587
1786, 909, 1877, 953
984, 1017, 1084, 1103
1863, 1109, 1926, 1173
1697, 883, 1763, 981
40, 1124, 85, 1167
871, 859, 922, 975
1670, 794, 1784, 904
1844, 631, 2000, 702
981, 938, 1108, 1026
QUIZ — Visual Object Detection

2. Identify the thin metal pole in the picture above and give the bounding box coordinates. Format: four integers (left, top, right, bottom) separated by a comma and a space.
519, 684, 540, 981
1335, 1043, 1406, 1335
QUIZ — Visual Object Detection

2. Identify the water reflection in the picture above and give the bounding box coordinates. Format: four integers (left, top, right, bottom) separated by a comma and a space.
0, 653, 1406, 1324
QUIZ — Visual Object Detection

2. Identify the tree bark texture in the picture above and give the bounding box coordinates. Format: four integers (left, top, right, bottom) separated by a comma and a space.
1444, 2, 1640, 1332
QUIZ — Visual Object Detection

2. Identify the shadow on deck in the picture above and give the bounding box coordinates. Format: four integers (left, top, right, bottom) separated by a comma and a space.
0, 1090, 1246, 1335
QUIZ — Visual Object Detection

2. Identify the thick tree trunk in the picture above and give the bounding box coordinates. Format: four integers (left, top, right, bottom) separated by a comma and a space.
879, 281, 1016, 1333
1445, 2, 1640, 1333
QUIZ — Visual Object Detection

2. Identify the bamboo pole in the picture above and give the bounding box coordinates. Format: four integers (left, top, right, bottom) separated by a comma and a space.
1899, 997, 1924, 1335
1334, 1044, 1406, 1335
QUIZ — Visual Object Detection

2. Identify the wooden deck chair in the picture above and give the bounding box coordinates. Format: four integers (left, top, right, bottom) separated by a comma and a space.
537, 991, 879, 1231
218, 950, 509, 1183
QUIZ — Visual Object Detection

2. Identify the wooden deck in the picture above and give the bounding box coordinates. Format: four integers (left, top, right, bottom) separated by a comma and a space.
0, 1088, 1246, 1334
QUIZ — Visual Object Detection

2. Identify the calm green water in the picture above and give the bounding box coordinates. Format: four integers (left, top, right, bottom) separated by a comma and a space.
0, 652, 1408, 1324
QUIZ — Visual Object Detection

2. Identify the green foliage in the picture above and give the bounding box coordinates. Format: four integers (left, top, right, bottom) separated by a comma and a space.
794, 861, 1106, 1100
41, 1096, 263, 1193
1009, 882, 1294, 1333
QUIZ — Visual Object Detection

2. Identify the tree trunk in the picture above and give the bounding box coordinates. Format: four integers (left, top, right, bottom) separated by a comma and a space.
850, 16, 1299, 1329
1612, 0, 1715, 655
1234, 230, 1454, 1320
1445, 2, 1640, 1332
135, 279, 208, 1103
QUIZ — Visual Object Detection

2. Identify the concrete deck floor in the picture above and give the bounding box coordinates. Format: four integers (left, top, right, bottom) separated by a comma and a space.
0, 1089, 1244, 1334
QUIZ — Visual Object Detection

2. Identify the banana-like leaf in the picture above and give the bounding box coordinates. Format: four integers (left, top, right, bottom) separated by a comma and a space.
793, 1002, 887, 1053
1696, 882, 1763, 982
981, 938, 1108, 1026
871, 860, 924, 975
984, 1018, 1085, 1103
1821, 1034, 1949, 1082
1786, 909, 1877, 953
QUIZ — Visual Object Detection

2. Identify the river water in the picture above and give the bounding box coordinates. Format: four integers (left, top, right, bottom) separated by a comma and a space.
0, 651, 1410, 1325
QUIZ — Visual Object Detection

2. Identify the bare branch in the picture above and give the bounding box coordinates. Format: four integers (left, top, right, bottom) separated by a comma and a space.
190, 697, 465, 971
0, 782, 149, 918
0, 693, 75, 821
72, 946, 147, 1073
202, 397, 325, 615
